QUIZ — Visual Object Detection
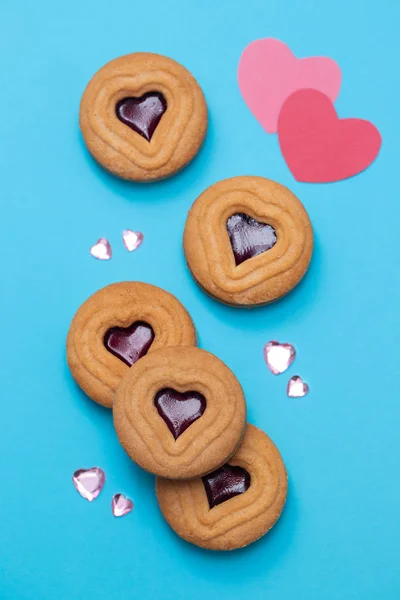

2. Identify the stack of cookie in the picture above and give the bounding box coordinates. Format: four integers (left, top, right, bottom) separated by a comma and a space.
68, 52, 315, 550
67, 282, 287, 550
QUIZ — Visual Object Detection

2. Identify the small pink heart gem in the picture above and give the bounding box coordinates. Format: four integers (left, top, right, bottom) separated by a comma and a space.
287, 376, 309, 398
112, 493, 134, 517
90, 238, 112, 260
122, 230, 144, 252
72, 467, 106, 501
263, 341, 296, 375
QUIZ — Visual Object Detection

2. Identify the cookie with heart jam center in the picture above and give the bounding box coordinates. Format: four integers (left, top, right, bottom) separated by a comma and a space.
66, 282, 197, 408
80, 52, 208, 181
113, 347, 247, 479
156, 424, 287, 550
183, 176, 313, 306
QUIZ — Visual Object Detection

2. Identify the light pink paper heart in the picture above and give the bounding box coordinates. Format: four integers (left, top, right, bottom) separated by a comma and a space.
72, 467, 106, 501
264, 341, 296, 375
287, 376, 309, 398
90, 238, 112, 260
238, 38, 342, 134
112, 493, 134, 517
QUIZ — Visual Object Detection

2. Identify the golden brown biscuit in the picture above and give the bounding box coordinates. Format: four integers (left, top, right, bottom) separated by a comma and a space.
66, 282, 196, 408
80, 52, 208, 181
183, 176, 313, 306
113, 347, 247, 479
156, 424, 287, 550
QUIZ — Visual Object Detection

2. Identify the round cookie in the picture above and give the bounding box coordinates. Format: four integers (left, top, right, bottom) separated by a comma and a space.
66, 282, 196, 408
156, 424, 287, 550
113, 347, 246, 479
80, 52, 208, 182
183, 176, 313, 307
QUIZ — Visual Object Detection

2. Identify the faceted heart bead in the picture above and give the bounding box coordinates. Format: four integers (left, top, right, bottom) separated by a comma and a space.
287, 375, 309, 397
226, 213, 277, 266
90, 238, 112, 260
112, 493, 134, 517
122, 229, 144, 252
264, 341, 296, 375
154, 388, 206, 440
104, 322, 154, 367
202, 464, 251, 509
116, 92, 167, 141
72, 467, 105, 502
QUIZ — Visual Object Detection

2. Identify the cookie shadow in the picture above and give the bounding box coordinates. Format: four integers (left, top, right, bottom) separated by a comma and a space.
183, 229, 323, 332
64, 361, 112, 423
113, 434, 157, 489
64, 362, 157, 498
158, 481, 298, 580
76, 114, 215, 205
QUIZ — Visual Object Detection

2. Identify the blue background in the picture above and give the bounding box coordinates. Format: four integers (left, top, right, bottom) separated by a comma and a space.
1, 0, 399, 598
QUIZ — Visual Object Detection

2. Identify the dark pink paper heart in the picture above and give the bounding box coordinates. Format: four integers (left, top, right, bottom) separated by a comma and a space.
278, 89, 381, 183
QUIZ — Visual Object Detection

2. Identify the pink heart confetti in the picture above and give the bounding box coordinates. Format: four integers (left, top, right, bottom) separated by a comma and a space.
287, 376, 309, 398
90, 238, 112, 260
112, 493, 134, 517
72, 467, 106, 501
263, 341, 296, 375
122, 229, 144, 252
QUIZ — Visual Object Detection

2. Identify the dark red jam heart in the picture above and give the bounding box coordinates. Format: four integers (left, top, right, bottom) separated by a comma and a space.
104, 322, 154, 367
202, 464, 251, 509
115, 92, 167, 142
226, 213, 277, 266
154, 388, 206, 440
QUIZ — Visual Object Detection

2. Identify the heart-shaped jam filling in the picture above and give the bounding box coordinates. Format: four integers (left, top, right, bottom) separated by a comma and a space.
202, 464, 251, 509
115, 92, 167, 142
104, 322, 154, 367
226, 213, 277, 266
154, 388, 206, 440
